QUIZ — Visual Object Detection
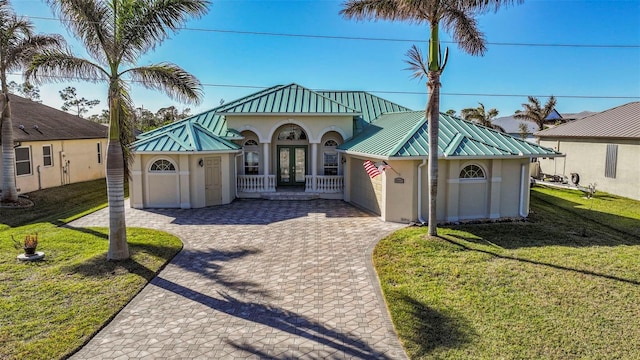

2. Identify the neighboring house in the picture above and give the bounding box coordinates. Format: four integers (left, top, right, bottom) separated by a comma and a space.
0, 94, 107, 194
536, 102, 640, 200
129, 83, 560, 223
494, 109, 594, 142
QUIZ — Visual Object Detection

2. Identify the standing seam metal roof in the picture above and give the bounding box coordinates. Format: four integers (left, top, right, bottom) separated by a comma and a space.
216, 83, 360, 114
338, 111, 560, 158
133, 121, 240, 152
536, 102, 640, 139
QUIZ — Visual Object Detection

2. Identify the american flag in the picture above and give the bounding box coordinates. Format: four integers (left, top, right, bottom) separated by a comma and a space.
363, 160, 382, 178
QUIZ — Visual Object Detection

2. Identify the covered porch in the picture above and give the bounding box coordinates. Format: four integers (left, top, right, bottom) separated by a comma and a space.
236, 174, 344, 199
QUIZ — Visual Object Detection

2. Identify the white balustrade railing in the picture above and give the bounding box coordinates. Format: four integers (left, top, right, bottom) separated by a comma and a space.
305, 175, 344, 193
237, 175, 276, 193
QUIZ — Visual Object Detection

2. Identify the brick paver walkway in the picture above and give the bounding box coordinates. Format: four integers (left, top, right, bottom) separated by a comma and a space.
69, 199, 407, 359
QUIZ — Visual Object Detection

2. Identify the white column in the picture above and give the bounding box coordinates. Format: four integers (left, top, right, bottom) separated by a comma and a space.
311, 142, 318, 191
263, 142, 270, 191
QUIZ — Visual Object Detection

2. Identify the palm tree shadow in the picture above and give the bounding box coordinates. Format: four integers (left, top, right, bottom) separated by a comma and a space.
152, 277, 394, 359
392, 292, 473, 357
170, 247, 271, 298
62, 252, 156, 280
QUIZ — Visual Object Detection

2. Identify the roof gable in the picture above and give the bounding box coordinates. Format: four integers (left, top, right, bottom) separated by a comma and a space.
7, 94, 107, 142
537, 102, 640, 139
339, 111, 560, 158
133, 121, 240, 152
217, 83, 359, 115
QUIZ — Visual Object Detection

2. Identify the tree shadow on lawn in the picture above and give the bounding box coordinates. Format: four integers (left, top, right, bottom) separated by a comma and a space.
448, 192, 640, 250
390, 292, 473, 358
441, 235, 640, 286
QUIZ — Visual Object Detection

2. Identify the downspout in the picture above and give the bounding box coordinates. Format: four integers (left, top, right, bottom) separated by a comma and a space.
417, 159, 427, 225
234, 152, 243, 199
37, 165, 41, 190
519, 162, 528, 218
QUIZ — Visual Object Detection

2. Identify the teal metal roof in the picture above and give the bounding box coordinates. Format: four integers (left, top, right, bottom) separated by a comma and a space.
133, 121, 241, 152
217, 83, 360, 115
317, 91, 412, 123
338, 111, 561, 158
137, 107, 241, 141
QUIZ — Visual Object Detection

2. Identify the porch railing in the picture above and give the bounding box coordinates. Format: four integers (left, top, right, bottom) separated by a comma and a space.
305, 175, 344, 193
237, 175, 276, 192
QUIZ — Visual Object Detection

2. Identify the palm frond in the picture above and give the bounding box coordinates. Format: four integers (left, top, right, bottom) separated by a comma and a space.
442, 6, 486, 56
544, 95, 557, 116
469, 0, 524, 14
119, 0, 209, 63
25, 50, 107, 85
404, 44, 429, 80
6, 34, 66, 72
340, 0, 405, 21
46, 0, 113, 65
125, 63, 203, 104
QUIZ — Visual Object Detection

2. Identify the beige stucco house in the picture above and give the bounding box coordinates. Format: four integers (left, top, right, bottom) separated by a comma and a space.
0, 94, 107, 194
537, 102, 640, 200
130, 84, 560, 223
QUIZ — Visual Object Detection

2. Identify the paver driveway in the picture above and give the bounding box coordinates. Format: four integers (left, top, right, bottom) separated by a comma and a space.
69, 199, 407, 359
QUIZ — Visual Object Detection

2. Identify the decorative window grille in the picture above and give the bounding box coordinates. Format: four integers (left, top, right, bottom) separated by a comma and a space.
459, 164, 485, 179
150, 159, 176, 172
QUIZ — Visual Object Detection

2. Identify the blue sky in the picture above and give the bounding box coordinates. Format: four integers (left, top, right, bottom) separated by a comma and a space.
9, 0, 640, 118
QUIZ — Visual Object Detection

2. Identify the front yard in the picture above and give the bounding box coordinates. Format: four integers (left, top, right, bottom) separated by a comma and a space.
376, 187, 640, 359
0, 180, 182, 360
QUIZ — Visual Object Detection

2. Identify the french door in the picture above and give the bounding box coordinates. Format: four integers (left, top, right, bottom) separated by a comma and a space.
277, 146, 307, 186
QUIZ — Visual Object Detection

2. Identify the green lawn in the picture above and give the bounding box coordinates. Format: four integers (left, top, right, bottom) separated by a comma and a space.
0, 180, 182, 360
376, 186, 640, 359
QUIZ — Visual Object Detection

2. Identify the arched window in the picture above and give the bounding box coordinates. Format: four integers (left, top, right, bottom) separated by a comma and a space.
277, 124, 307, 140
243, 138, 260, 175
323, 139, 339, 175
459, 164, 485, 179
150, 159, 176, 172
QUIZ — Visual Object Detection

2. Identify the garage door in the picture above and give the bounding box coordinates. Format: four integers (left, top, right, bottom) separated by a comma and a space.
350, 159, 382, 215
146, 158, 180, 208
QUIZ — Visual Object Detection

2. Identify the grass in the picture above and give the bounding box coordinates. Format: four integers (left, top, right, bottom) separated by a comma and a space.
375, 186, 640, 359
0, 180, 182, 360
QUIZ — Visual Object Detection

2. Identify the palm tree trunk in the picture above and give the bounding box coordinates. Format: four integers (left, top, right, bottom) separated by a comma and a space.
1, 88, 18, 203
426, 23, 441, 237
106, 83, 129, 261
427, 70, 440, 236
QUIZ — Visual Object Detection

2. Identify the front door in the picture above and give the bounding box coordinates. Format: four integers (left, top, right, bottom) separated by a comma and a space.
277, 146, 307, 186
205, 156, 222, 206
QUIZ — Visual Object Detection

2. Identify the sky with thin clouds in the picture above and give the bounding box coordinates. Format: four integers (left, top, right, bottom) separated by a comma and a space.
8, 0, 640, 118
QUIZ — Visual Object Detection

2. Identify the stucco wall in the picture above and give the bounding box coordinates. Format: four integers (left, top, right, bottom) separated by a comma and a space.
539, 138, 640, 200
130, 152, 237, 209
381, 160, 417, 223
226, 115, 353, 144
0, 139, 106, 194
348, 157, 383, 216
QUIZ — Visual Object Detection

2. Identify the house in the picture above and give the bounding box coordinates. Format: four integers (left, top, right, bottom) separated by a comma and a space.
536, 102, 640, 200
493, 110, 594, 142
0, 94, 107, 194
129, 83, 560, 223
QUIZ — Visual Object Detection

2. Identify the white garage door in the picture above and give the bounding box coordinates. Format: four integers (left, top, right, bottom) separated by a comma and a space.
145, 159, 180, 208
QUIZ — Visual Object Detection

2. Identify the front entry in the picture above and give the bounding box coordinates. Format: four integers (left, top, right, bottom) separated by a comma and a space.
277, 146, 307, 186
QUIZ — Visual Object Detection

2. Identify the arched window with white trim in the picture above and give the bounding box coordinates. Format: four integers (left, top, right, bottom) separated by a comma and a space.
243, 139, 260, 175
323, 139, 339, 175
150, 159, 176, 172
459, 164, 485, 179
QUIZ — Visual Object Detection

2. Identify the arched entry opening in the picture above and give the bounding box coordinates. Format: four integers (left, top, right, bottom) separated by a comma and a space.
274, 124, 308, 186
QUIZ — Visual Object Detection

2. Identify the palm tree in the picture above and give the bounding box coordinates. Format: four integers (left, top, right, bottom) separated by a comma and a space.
514, 95, 557, 131
1, 0, 63, 203
341, 0, 521, 236
27, 0, 209, 260
461, 102, 505, 132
